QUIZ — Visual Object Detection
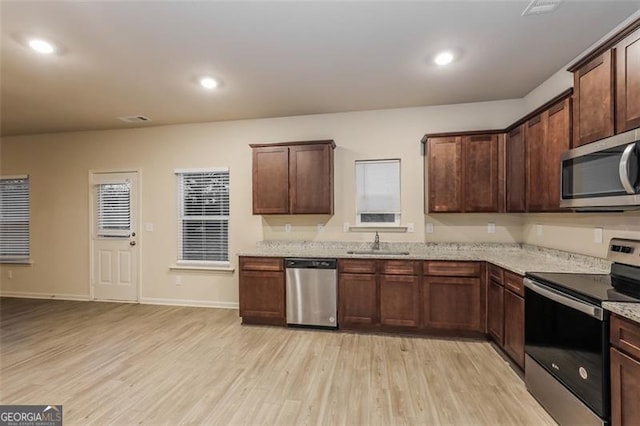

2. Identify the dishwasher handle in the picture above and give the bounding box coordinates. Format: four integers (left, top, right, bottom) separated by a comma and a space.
285, 258, 337, 269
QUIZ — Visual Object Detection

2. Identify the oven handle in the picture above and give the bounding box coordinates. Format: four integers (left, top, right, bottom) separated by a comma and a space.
524, 278, 604, 320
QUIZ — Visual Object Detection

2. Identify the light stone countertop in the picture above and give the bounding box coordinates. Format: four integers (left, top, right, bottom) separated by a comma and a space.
238, 241, 611, 275
240, 240, 640, 324
603, 302, 640, 324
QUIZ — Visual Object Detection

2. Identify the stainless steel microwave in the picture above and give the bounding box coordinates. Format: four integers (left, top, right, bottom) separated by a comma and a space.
560, 128, 640, 210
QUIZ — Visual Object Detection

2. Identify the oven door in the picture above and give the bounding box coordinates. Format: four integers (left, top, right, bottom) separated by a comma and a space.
524, 278, 609, 418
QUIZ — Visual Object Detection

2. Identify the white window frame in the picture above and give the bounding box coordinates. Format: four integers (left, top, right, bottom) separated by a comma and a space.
175, 168, 230, 268
0, 175, 31, 264
355, 159, 401, 226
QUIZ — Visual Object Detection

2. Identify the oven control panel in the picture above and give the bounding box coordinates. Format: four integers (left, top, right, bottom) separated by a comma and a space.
608, 238, 640, 266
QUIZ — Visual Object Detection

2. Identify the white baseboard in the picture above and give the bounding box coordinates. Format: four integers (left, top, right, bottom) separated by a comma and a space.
140, 297, 239, 310
0, 291, 91, 301
0, 291, 239, 310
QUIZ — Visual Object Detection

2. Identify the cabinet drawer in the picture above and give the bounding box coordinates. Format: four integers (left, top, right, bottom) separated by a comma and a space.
240, 257, 283, 272
339, 259, 377, 274
488, 263, 504, 284
424, 261, 481, 277
380, 260, 419, 275
504, 271, 524, 297
611, 315, 640, 360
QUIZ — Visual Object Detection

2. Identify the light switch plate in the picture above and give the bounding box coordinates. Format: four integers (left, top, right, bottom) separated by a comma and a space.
426, 223, 434, 234
407, 223, 415, 233
144, 222, 154, 232
285, 224, 292, 233
487, 222, 496, 234
536, 224, 543, 236
343, 223, 350, 232
317, 224, 324, 233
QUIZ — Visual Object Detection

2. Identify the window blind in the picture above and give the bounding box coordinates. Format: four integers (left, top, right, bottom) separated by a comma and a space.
97, 182, 131, 237
356, 160, 401, 214
0, 176, 30, 261
177, 170, 230, 263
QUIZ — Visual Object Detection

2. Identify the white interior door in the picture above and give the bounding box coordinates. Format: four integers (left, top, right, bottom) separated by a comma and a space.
90, 171, 139, 301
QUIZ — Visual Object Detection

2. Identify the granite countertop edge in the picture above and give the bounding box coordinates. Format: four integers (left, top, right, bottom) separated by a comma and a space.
603, 302, 640, 324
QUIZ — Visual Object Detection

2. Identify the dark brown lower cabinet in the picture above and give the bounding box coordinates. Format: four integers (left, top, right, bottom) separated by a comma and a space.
239, 257, 285, 325
487, 279, 504, 345
503, 289, 525, 369
380, 274, 420, 328
611, 347, 640, 426
422, 276, 482, 332
338, 272, 378, 327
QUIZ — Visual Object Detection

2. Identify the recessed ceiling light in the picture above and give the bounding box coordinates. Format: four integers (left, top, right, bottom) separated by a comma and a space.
434, 51, 454, 66
200, 77, 218, 90
28, 38, 55, 54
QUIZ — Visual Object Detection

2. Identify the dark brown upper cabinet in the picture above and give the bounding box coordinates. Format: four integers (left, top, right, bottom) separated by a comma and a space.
250, 140, 335, 215
572, 50, 614, 147
426, 134, 498, 213
569, 19, 640, 147
526, 98, 571, 212
506, 125, 526, 212
615, 26, 640, 133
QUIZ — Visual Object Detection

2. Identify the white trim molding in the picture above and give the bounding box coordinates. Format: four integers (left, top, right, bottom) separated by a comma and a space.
140, 297, 238, 310
0, 291, 91, 301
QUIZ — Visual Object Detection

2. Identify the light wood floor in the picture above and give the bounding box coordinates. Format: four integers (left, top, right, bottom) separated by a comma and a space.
0, 298, 555, 425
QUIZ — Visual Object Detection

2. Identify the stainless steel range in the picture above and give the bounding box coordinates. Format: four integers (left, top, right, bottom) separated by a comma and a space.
524, 238, 640, 426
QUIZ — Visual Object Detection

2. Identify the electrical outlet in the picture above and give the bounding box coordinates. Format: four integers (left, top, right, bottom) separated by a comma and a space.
317, 223, 324, 233
594, 227, 603, 244
536, 224, 543, 237
175, 275, 182, 286
7, 270, 13, 279
285, 223, 291, 233
487, 222, 496, 234
407, 223, 415, 233
426, 223, 434, 234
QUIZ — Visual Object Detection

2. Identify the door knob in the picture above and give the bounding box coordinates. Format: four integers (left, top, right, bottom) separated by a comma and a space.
130, 241, 136, 246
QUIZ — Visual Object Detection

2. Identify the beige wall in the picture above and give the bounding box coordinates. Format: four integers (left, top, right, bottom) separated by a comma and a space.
0, 99, 528, 305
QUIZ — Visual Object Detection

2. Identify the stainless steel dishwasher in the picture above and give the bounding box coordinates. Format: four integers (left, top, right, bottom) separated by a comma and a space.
285, 258, 338, 328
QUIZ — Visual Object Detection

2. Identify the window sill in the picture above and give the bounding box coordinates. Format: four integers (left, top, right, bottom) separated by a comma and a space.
349, 225, 408, 233
170, 264, 235, 273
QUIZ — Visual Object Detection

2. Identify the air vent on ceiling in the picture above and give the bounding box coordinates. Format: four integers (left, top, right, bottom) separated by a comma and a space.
118, 115, 152, 123
521, 0, 562, 16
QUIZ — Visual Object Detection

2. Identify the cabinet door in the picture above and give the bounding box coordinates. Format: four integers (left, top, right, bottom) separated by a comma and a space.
573, 50, 615, 147
506, 125, 526, 212
239, 270, 285, 322
463, 134, 499, 212
338, 273, 378, 327
252, 146, 289, 214
380, 274, 420, 328
422, 276, 482, 332
616, 28, 640, 133
544, 98, 571, 211
289, 144, 333, 214
526, 113, 546, 212
611, 347, 640, 426
503, 290, 525, 369
427, 137, 463, 212
487, 279, 504, 345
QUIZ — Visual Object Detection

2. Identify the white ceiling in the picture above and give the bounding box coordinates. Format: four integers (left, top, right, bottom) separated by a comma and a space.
2, 1, 639, 137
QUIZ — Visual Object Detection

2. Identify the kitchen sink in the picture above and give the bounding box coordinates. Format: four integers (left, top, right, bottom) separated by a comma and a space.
346, 250, 411, 256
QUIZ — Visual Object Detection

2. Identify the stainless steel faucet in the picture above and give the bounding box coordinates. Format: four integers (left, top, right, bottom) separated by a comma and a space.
372, 232, 380, 251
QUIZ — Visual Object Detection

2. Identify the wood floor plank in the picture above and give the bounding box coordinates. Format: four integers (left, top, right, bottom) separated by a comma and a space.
0, 298, 556, 425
